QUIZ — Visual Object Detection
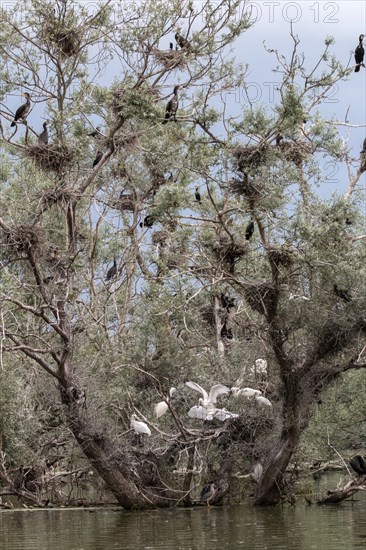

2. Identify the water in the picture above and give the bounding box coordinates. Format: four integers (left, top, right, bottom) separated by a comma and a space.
1, 495, 366, 550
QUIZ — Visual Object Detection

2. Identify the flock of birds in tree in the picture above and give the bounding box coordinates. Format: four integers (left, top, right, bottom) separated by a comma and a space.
130, 359, 272, 439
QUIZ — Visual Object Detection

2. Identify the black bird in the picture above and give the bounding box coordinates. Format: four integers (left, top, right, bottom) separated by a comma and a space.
345, 217, 352, 225
105, 258, 117, 281
162, 86, 179, 124
93, 151, 103, 167
221, 324, 233, 339
275, 133, 283, 145
195, 187, 201, 203
175, 32, 190, 50
169, 42, 174, 51
140, 214, 154, 228
200, 482, 219, 506
38, 122, 48, 145
360, 137, 366, 154
349, 455, 366, 476
220, 293, 235, 310
88, 126, 102, 138
333, 284, 352, 302
354, 34, 365, 72
245, 219, 255, 240
11, 92, 31, 127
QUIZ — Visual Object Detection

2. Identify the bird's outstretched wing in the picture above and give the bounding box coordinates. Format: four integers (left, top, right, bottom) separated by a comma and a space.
209, 384, 230, 403
186, 381, 208, 401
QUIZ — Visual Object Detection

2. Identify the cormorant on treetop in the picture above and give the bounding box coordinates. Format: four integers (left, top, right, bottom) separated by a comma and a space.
11, 92, 31, 127
169, 42, 174, 51
105, 258, 117, 281
162, 86, 179, 124
245, 219, 255, 240
38, 122, 48, 145
195, 187, 201, 203
175, 32, 190, 50
354, 34, 365, 72
333, 284, 352, 302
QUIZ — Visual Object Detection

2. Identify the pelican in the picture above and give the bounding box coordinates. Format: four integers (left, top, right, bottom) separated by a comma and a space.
255, 395, 272, 408
185, 381, 230, 420
155, 387, 177, 419
130, 414, 151, 436
231, 387, 262, 398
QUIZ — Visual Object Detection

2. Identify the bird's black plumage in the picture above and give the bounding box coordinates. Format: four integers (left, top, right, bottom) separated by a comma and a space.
169, 42, 174, 51
275, 133, 283, 145
175, 32, 190, 50
38, 122, 48, 145
11, 92, 31, 127
333, 284, 352, 302
355, 34, 365, 72
349, 455, 366, 476
106, 258, 117, 281
88, 126, 102, 138
140, 215, 154, 228
162, 86, 179, 124
93, 151, 103, 167
245, 220, 255, 240
360, 137, 366, 154
220, 293, 235, 310
195, 187, 201, 203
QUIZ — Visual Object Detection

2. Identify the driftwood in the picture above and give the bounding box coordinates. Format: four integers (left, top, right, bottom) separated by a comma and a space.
317, 477, 366, 504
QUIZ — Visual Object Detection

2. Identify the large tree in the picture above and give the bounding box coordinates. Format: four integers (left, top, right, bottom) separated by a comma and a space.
0, 0, 365, 508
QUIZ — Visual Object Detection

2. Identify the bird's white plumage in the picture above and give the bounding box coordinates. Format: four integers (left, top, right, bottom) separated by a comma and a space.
255, 395, 272, 408
231, 387, 262, 398
186, 381, 230, 421
188, 405, 207, 420
255, 359, 267, 373
131, 414, 151, 436
155, 387, 177, 419
213, 408, 239, 421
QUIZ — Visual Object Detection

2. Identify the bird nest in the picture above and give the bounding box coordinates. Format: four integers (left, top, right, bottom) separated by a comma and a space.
42, 22, 81, 58
212, 236, 247, 265
26, 144, 75, 173
267, 246, 293, 269
115, 195, 135, 212
3, 224, 43, 255
228, 177, 263, 200
37, 187, 79, 210
243, 282, 277, 316
276, 141, 312, 166
234, 144, 271, 172
152, 48, 189, 69
152, 230, 170, 246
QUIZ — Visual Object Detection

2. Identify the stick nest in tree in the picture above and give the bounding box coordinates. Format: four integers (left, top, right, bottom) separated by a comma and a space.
212, 235, 247, 268
42, 22, 81, 58
3, 224, 43, 255
267, 246, 293, 269
243, 282, 277, 316
114, 195, 135, 212
152, 230, 170, 246
37, 187, 79, 210
234, 144, 272, 172
277, 141, 312, 166
152, 48, 190, 69
26, 144, 75, 173
228, 177, 263, 200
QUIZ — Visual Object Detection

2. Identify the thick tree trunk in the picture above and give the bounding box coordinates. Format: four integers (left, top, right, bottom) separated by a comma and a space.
254, 427, 301, 505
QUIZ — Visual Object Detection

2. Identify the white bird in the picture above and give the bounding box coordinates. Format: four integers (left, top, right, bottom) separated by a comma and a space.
213, 408, 239, 421
155, 387, 177, 419
255, 395, 272, 408
130, 414, 151, 436
188, 405, 207, 420
231, 387, 262, 399
186, 381, 230, 420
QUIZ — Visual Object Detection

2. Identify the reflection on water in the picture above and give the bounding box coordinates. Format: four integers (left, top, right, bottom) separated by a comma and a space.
1, 487, 365, 550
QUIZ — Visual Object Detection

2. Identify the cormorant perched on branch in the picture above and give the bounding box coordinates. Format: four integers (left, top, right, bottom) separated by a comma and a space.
105, 258, 117, 281
162, 86, 179, 124
275, 133, 283, 145
360, 137, 366, 154
140, 214, 154, 228
195, 187, 201, 203
175, 32, 190, 50
354, 34, 365, 72
349, 455, 366, 476
169, 42, 174, 51
88, 126, 102, 138
333, 284, 352, 302
93, 151, 103, 167
11, 92, 31, 127
245, 219, 254, 240
38, 122, 48, 145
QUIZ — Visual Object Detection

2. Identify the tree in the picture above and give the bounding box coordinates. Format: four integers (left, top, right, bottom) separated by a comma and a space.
0, 0, 365, 509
